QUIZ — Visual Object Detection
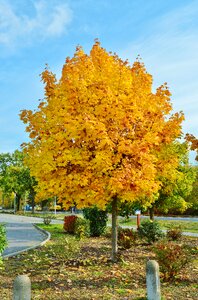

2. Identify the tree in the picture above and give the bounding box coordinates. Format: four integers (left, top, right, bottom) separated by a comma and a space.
185, 166, 198, 215
148, 142, 196, 219
117, 142, 196, 219
0, 150, 37, 212
0, 188, 14, 209
20, 41, 184, 261
185, 134, 198, 161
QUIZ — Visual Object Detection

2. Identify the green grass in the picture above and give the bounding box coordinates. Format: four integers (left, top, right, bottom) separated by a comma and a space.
39, 223, 64, 237
118, 218, 198, 233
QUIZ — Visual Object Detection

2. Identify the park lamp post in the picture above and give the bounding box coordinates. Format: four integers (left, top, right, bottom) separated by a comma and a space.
54, 196, 57, 216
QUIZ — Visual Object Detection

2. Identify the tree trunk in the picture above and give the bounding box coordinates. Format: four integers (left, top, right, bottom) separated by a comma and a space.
2, 193, 4, 209
30, 190, 36, 214
111, 196, 118, 262
149, 206, 154, 221
15, 193, 20, 212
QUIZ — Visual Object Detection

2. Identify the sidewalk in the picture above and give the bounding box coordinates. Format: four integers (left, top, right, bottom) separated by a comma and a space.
2, 223, 50, 258
0, 213, 63, 258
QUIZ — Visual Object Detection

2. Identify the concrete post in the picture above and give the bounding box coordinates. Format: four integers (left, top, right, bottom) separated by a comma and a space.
146, 260, 161, 300
13, 275, 31, 300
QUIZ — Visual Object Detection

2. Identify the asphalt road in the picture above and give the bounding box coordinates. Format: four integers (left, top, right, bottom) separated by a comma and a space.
0, 214, 63, 257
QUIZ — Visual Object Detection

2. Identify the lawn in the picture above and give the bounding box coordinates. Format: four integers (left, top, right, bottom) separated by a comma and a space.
118, 218, 198, 233
0, 224, 197, 299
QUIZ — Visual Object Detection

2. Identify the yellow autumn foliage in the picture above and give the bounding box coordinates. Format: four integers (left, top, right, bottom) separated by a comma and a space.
20, 41, 184, 209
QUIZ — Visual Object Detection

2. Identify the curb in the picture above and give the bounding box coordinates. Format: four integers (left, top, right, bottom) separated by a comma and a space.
2, 224, 51, 259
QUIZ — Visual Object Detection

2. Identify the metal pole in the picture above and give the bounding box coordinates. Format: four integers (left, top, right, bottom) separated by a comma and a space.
54, 196, 57, 216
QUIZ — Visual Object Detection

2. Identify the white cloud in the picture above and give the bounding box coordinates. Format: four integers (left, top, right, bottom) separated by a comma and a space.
0, 0, 73, 47
121, 1, 198, 136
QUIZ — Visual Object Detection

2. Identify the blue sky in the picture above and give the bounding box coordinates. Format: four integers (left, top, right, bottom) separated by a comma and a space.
0, 0, 197, 162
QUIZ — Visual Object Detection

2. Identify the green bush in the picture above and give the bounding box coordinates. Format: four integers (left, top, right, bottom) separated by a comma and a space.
166, 225, 183, 241
118, 227, 137, 249
74, 217, 90, 239
153, 240, 190, 281
102, 226, 112, 238
138, 220, 164, 244
83, 206, 108, 237
0, 224, 7, 254
43, 215, 52, 225
0, 224, 7, 268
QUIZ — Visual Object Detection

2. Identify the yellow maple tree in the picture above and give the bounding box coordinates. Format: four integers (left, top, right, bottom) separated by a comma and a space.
20, 41, 184, 260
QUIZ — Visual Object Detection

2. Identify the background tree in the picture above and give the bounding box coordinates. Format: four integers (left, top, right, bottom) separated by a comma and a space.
116, 142, 197, 219
185, 134, 198, 161
185, 166, 198, 215
20, 41, 184, 261
0, 188, 14, 209
0, 150, 37, 212
147, 142, 196, 219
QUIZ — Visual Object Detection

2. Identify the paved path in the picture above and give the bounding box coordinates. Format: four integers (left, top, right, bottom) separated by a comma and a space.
0, 214, 63, 258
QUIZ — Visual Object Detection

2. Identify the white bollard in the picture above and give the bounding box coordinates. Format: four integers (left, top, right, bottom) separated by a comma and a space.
13, 275, 31, 300
146, 260, 161, 300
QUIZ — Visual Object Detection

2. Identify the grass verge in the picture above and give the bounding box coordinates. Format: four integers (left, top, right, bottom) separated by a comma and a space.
118, 218, 198, 233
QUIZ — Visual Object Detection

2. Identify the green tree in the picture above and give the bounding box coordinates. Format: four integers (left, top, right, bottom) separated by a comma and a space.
185, 166, 198, 215
148, 142, 196, 219
0, 150, 37, 212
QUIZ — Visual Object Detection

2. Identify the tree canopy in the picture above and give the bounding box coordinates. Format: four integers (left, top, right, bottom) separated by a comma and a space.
0, 150, 36, 211
185, 134, 198, 161
149, 142, 196, 216
20, 41, 184, 211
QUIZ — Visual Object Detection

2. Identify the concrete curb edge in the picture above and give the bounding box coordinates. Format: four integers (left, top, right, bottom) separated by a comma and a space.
2, 224, 51, 259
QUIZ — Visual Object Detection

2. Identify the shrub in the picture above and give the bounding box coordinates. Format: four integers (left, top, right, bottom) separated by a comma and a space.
0, 224, 7, 254
0, 224, 7, 269
153, 240, 190, 281
166, 225, 183, 241
43, 215, 52, 225
118, 227, 137, 249
83, 206, 108, 237
74, 217, 90, 239
63, 215, 78, 234
103, 226, 112, 238
138, 220, 164, 244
